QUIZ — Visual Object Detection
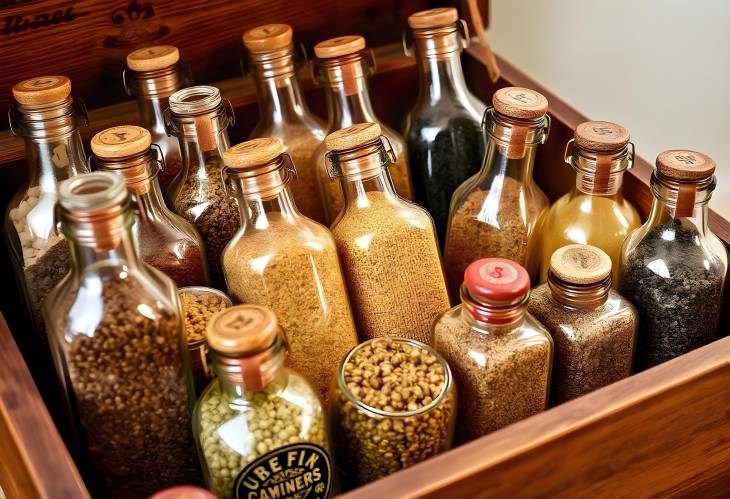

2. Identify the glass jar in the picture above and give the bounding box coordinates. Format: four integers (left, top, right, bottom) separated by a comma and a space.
165, 85, 241, 290
124, 45, 190, 191
43, 172, 200, 498
619, 150, 727, 369
403, 7, 487, 242
330, 337, 456, 488
220, 137, 359, 401
443, 87, 550, 299
311, 35, 413, 223
540, 121, 640, 284
244, 24, 329, 224
91, 125, 209, 287
433, 258, 552, 443
326, 123, 450, 343
528, 244, 637, 405
193, 304, 333, 499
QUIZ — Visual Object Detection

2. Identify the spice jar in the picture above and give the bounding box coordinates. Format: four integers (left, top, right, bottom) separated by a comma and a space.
311, 35, 413, 223
166, 85, 241, 290
193, 305, 333, 499
43, 172, 201, 498
124, 45, 190, 191
443, 87, 550, 298
619, 150, 727, 369
432, 258, 552, 442
529, 245, 637, 405
91, 125, 209, 287
221, 137, 358, 401
326, 123, 450, 343
540, 121, 640, 284
330, 337, 456, 488
243, 24, 329, 224
403, 8, 487, 242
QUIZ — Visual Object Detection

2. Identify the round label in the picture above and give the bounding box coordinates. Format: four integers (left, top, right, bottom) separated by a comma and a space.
668, 151, 705, 168
478, 261, 518, 285
98, 125, 147, 145
504, 89, 540, 107
233, 443, 332, 499
23, 76, 63, 90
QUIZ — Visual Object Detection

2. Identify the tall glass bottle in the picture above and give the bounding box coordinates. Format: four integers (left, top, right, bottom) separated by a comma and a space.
443, 87, 550, 299
124, 45, 189, 191
540, 121, 640, 284
44, 172, 200, 498
403, 7, 486, 241
220, 137, 358, 401
165, 85, 241, 290
244, 23, 329, 224
91, 125, 209, 287
620, 150, 727, 369
311, 35, 413, 223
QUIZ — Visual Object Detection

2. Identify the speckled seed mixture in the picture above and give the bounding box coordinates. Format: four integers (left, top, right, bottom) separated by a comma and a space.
279, 130, 327, 224
331, 191, 450, 343
181, 291, 228, 343
334, 339, 454, 486
196, 374, 328, 498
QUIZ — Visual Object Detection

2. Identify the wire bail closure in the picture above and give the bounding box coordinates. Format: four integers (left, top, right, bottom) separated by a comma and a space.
324, 135, 396, 180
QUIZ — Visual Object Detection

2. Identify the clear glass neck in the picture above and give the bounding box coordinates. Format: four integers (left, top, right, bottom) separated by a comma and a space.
646, 172, 714, 233
169, 107, 232, 179
137, 97, 169, 138
459, 286, 527, 331
413, 32, 469, 105
547, 271, 610, 309
317, 56, 377, 129
134, 173, 171, 221
567, 141, 633, 197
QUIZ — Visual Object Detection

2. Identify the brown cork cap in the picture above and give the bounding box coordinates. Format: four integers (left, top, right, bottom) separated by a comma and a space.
126, 45, 180, 71
314, 35, 366, 59
91, 126, 151, 158
243, 24, 293, 52
207, 304, 279, 356
493, 87, 548, 120
656, 149, 716, 181
149, 486, 216, 499
222, 137, 283, 169
407, 7, 459, 29
12, 76, 71, 106
550, 244, 612, 285
575, 121, 630, 152
325, 122, 381, 151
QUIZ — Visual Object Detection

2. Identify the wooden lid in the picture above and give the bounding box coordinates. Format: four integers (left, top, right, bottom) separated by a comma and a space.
656, 149, 715, 181
91, 126, 151, 158
407, 7, 459, 29
126, 45, 180, 71
243, 24, 293, 52
550, 244, 612, 285
314, 35, 366, 59
222, 137, 283, 169
493, 87, 548, 120
325, 122, 381, 151
574, 121, 629, 152
207, 305, 279, 356
12, 76, 71, 105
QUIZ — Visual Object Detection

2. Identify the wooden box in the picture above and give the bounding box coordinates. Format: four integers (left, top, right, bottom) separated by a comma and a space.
1, 1, 729, 497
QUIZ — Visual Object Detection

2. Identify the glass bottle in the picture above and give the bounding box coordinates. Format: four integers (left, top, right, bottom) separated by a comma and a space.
220, 137, 358, 401
326, 122, 450, 343
443, 87, 550, 299
540, 121, 640, 284
124, 45, 190, 191
244, 23, 329, 224
619, 150, 727, 369
403, 7, 487, 242
91, 125, 209, 287
165, 85, 241, 290
43, 172, 201, 498
528, 244, 637, 405
432, 258, 553, 443
311, 35, 413, 223
193, 304, 333, 499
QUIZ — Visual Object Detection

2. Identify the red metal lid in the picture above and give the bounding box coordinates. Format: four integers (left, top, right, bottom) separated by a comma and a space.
464, 258, 530, 302
149, 486, 215, 499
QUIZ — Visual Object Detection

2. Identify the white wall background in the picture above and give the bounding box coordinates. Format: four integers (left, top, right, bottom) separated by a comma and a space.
487, 0, 730, 216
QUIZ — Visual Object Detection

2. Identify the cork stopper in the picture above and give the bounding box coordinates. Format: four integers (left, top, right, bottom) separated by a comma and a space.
149, 486, 216, 499
207, 305, 279, 356
575, 121, 629, 152
243, 24, 293, 52
91, 126, 151, 159
493, 87, 548, 120
12, 76, 71, 106
656, 149, 716, 181
126, 45, 180, 72
407, 7, 459, 29
325, 122, 381, 152
464, 258, 530, 302
222, 137, 283, 169
550, 244, 612, 285
314, 35, 366, 59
